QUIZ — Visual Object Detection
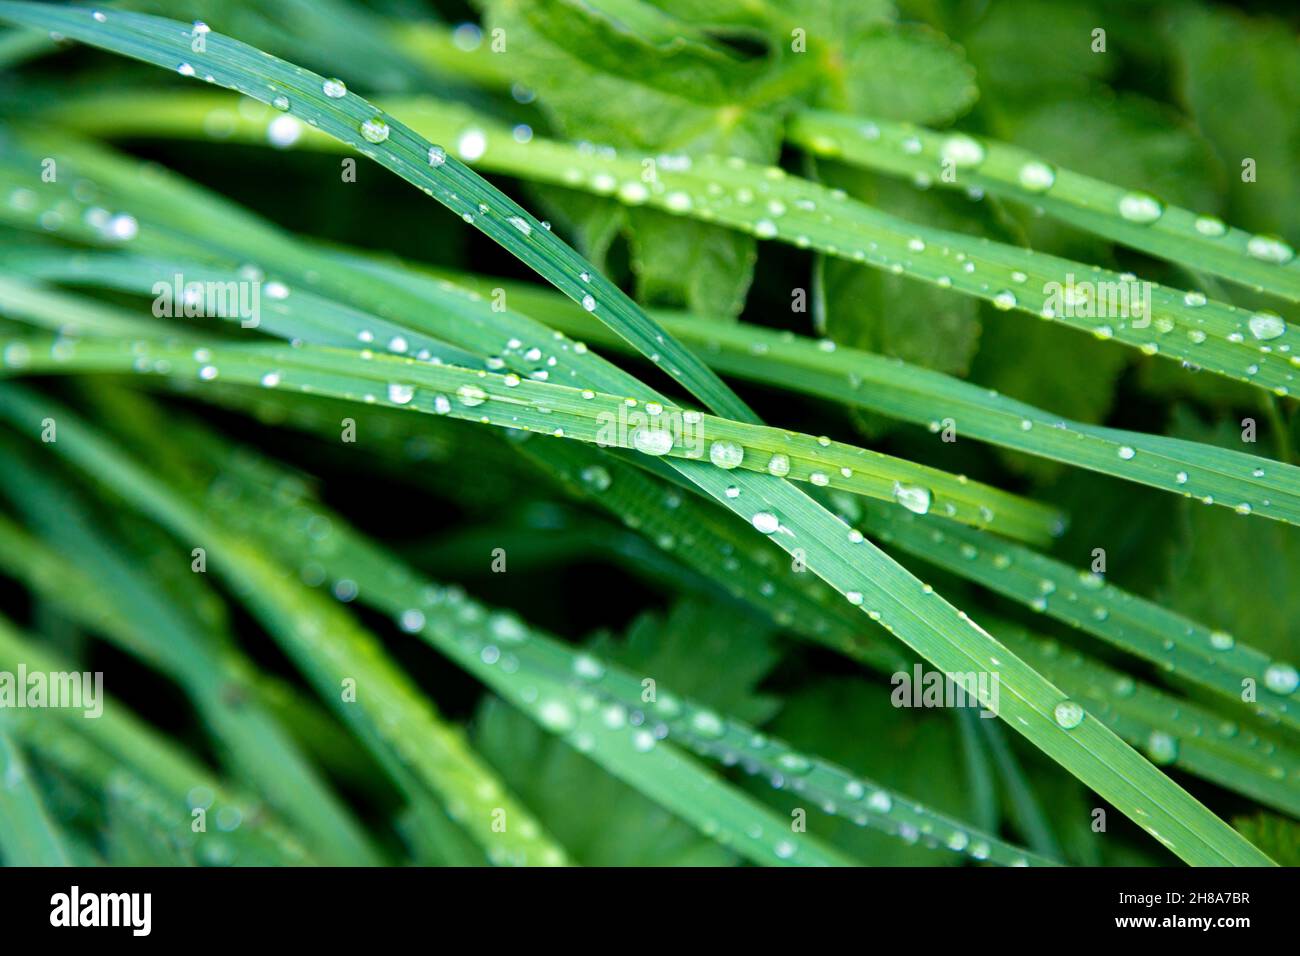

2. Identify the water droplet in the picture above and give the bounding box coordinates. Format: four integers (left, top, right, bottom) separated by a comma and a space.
755, 219, 778, 239
177, 62, 196, 77
456, 384, 487, 407
766, 453, 790, 477
752, 511, 780, 534
690, 710, 724, 738
992, 289, 1017, 311
637, 188, 680, 215
892, 482, 932, 515
572, 655, 604, 681
271, 94, 290, 111
940, 134, 985, 167
709, 440, 744, 469
1248, 311, 1286, 341
360, 117, 389, 144
1183, 291, 1207, 307
580, 465, 611, 491
1118, 446, 1136, 460
1263, 662, 1298, 695
1246, 234, 1294, 264
1146, 731, 1179, 765
538, 700, 575, 733
508, 215, 532, 237
1053, 700, 1085, 729
1209, 630, 1235, 650
1017, 161, 1056, 192
1193, 215, 1225, 237
387, 383, 415, 405
776, 753, 812, 774
1118, 192, 1163, 224
581, 294, 596, 312
631, 427, 673, 456
322, 78, 347, 98
867, 791, 892, 813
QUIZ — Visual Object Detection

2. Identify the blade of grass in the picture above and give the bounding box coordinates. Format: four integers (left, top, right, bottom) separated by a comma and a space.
787, 110, 1300, 304
0, 2, 755, 423
0, 385, 572, 867
182, 421, 1051, 866
0, 616, 316, 865
38, 84, 1300, 398
0, 728, 74, 865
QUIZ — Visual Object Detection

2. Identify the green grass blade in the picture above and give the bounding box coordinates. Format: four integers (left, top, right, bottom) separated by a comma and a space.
452, 274, 1300, 530
0, 1, 755, 424
0, 317, 1060, 544
40, 85, 1300, 398
0, 385, 572, 867
0, 451, 386, 865
788, 110, 1300, 304
0, 729, 74, 866
185, 428, 1051, 866
853, 498, 1300, 731
0, 617, 315, 865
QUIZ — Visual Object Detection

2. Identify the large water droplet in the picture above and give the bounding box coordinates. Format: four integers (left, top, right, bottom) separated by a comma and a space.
1246, 234, 1294, 264
892, 482, 932, 515
387, 382, 415, 405
1146, 731, 1179, 765
1118, 192, 1163, 224
1263, 662, 1298, 695
751, 511, 780, 534
632, 427, 673, 456
360, 117, 389, 144
1053, 700, 1085, 729
322, 78, 347, 98
456, 384, 487, 407
1248, 311, 1287, 341
709, 440, 744, 469
766, 453, 790, 477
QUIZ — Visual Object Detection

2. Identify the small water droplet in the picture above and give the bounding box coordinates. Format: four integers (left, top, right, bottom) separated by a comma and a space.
766, 453, 790, 477
992, 289, 1017, 311
387, 383, 415, 405
322, 78, 347, 98
752, 511, 780, 534
1193, 215, 1225, 237
1118, 446, 1136, 460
